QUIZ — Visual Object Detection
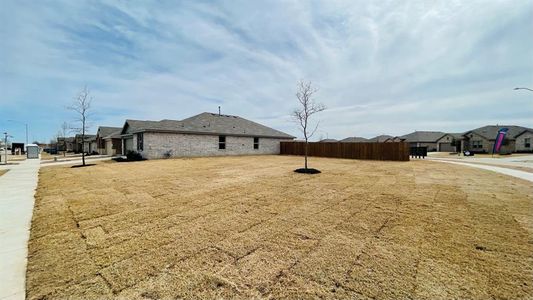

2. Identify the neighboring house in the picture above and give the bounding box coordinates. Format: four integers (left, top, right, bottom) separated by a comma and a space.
400, 131, 446, 152
366, 135, 393, 143
57, 137, 75, 152
83, 136, 97, 154
462, 125, 533, 154
340, 137, 368, 143
515, 129, 533, 152
104, 131, 123, 156
75, 134, 96, 153
119, 112, 295, 159
318, 139, 338, 143
96, 126, 122, 155
435, 133, 463, 152
384, 136, 405, 143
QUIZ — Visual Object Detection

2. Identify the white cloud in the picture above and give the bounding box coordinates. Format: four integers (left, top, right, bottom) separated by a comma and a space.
0, 0, 532, 142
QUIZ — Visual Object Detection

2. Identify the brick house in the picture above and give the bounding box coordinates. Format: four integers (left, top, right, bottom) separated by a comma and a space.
74, 134, 96, 153
119, 112, 294, 159
96, 126, 122, 155
515, 129, 533, 152
57, 137, 75, 152
400, 131, 447, 152
462, 125, 533, 154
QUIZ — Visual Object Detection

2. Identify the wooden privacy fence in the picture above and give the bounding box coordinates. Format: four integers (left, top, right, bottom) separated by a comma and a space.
280, 142, 410, 161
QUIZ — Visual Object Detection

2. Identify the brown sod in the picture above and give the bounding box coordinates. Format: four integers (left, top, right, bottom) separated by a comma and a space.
0, 169, 8, 177
39, 152, 57, 161
27, 156, 533, 299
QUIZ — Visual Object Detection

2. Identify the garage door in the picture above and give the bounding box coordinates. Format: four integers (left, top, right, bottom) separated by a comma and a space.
438, 142, 454, 152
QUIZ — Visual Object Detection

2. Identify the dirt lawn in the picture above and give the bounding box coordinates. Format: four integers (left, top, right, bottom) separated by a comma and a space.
27, 156, 533, 299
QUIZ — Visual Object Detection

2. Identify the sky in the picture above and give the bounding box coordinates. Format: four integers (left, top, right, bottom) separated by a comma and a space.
1, 0, 532, 143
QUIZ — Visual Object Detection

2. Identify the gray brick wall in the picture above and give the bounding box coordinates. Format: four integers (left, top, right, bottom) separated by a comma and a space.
515, 132, 533, 152
139, 132, 287, 159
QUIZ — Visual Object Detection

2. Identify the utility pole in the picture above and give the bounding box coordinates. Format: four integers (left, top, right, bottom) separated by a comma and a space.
3, 132, 8, 165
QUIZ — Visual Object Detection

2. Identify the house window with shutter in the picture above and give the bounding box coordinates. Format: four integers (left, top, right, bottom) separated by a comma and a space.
253, 137, 259, 149
219, 136, 226, 149
137, 133, 144, 151
525, 138, 531, 148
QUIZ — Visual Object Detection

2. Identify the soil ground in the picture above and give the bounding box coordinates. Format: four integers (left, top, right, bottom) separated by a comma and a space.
27, 155, 533, 299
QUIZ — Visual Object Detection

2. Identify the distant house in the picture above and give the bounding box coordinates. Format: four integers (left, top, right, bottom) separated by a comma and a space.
515, 129, 533, 152
462, 125, 533, 154
57, 137, 75, 152
96, 126, 122, 155
84, 136, 97, 154
119, 112, 295, 159
384, 136, 405, 143
435, 133, 462, 152
104, 131, 123, 156
74, 134, 96, 154
366, 135, 393, 143
400, 131, 447, 152
340, 137, 368, 143
318, 139, 338, 143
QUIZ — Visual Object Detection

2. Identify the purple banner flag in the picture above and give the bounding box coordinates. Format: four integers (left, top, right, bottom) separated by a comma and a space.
492, 128, 508, 154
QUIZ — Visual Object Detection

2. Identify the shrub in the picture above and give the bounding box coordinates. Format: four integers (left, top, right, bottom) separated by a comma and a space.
126, 150, 144, 161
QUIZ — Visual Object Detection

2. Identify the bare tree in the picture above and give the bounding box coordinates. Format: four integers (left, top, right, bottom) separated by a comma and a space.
59, 122, 69, 157
68, 86, 92, 166
292, 80, 326, 170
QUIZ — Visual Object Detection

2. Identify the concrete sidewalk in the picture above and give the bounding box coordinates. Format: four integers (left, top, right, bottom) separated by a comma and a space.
431, 159, 533, 183
40, 156, 113, 167
0, 159, 40, 300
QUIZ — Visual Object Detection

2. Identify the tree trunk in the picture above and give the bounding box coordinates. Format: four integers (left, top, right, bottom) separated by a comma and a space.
82, 124, 86, 166
304, 139, 308, 169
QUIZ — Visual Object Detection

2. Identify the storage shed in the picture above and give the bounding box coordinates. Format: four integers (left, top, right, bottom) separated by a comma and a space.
26, 144, 40, 159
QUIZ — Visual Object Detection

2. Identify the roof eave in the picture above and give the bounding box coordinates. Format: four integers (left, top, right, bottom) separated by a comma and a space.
124, 128, 294, 139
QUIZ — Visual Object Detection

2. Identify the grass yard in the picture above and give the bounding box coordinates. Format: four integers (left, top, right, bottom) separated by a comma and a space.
39, 152, 58, 160
27, 156, 533, 299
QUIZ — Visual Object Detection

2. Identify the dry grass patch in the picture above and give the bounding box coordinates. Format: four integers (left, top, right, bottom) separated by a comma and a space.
0, 169, 8, 177
27, 155, 533, 299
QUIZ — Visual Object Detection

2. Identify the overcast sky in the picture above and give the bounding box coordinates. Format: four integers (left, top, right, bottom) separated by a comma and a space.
1, 0, 532, 142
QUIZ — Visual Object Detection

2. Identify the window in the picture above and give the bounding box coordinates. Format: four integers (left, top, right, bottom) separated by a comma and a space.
525, 138, 531, 148
219, 135, 226, 149
137, 133, 143, 151
253, 137, 259, 149
472, 140, 482, 149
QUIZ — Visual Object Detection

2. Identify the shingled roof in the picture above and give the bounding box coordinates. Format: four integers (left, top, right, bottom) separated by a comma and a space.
400, 131, 447, 143
340, 136, 368, 143
464, 125, 533, 140
121, 112, 294, 139
367, 135, 393, 143
97, 126, 122, 139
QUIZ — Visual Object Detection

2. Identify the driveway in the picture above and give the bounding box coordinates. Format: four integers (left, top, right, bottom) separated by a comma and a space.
0, 159, 40, 300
